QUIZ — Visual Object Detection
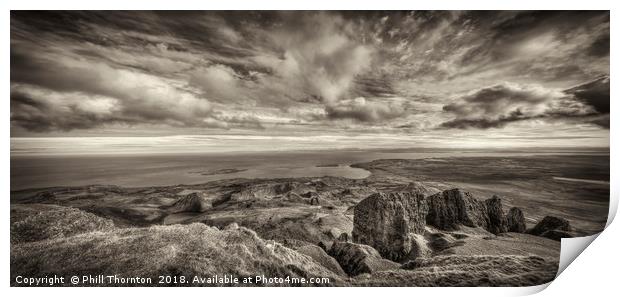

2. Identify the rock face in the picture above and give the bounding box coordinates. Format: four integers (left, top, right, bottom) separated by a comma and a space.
352, 189, 523, 262
506, 207, 527, 233
169, 192, 212, 213
485, 196, 508, 234
327, 241, 400, 276
426, 189, 514, 235
426, 189, 488, 231
528, 216, 572, 241
352, 192, 428, 262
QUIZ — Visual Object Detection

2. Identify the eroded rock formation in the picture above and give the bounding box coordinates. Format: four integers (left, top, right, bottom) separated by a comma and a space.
352, 192, 428, 262
485, 195, 508, 234
528, 216, 573, 241
426, 189, 489, 231
506, 207, 527, 233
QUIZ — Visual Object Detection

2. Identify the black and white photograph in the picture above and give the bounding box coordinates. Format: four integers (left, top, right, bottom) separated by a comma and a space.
8, 9, 612, 288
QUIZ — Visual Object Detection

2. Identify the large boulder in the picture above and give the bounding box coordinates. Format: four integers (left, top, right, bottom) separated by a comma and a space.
528, 216, 572, 240
426, 189, 488, 230
169, 192, 212, 213
506, 207, 527, 233
484, 195, 508, 234
352, 192, 428, 262
328, 241, 400, 276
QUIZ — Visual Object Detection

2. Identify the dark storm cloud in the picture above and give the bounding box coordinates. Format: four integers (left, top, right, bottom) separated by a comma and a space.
440, 77, 610, 129
10, 11, 610, 135
566, 76, 610, 114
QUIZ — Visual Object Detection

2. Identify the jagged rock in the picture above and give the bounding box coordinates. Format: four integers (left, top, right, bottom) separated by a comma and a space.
294, 244, 347, 276
168, 192, 212, 213
338, 233, 349, 242
528, 216, 572, 236
485, 195, 508, 234
426, 189, 513, 235
540, 230, 574, 241
352, 192, 428, 262
328, 241, 400, 276
426, 189, 488, 230
506, 207, 527, 233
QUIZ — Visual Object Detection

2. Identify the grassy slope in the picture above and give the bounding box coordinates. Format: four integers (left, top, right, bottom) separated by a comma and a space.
11, 221, 345, 286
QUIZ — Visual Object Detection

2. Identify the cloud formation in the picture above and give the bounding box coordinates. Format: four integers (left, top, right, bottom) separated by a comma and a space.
10, 11, 609, 138
440, 77, 609, 129
325, 97, 405, 122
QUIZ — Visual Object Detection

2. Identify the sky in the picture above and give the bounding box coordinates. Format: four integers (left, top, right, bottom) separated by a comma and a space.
10, 11, 610, 151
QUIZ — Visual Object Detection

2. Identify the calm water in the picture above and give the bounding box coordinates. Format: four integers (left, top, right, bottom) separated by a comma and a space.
11, 148, 609, 190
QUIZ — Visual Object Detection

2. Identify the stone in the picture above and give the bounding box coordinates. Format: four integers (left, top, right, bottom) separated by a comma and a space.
506, 207, 527, 233
352, 192, 428, 262
528, 216, 571, 236
484, 195, 508, 234
328, 241, 400, 276
426, 189, 514, 235
426, 189, 488, 230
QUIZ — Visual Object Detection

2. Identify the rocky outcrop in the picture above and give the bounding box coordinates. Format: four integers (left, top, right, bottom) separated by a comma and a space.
328, 241, 400, 276
484, 196, 508, 234
426, 189, 489, 231
352, 189, 525, 262
528, 216, 572, 241
352, 192, 428, 262
169, 192, 212, 213
425, 189, 514, 235
506, 207, 527, 233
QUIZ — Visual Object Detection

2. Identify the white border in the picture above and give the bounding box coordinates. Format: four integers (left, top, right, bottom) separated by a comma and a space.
2, 1, 617, 296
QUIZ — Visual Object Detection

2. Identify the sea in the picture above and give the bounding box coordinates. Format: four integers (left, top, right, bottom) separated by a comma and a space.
10, 147, 609, 191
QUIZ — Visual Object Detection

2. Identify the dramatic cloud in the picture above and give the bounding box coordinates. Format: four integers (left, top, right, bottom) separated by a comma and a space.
10, 11, 609, 141
440, 78, 609, 129
566, 76, 610, 114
